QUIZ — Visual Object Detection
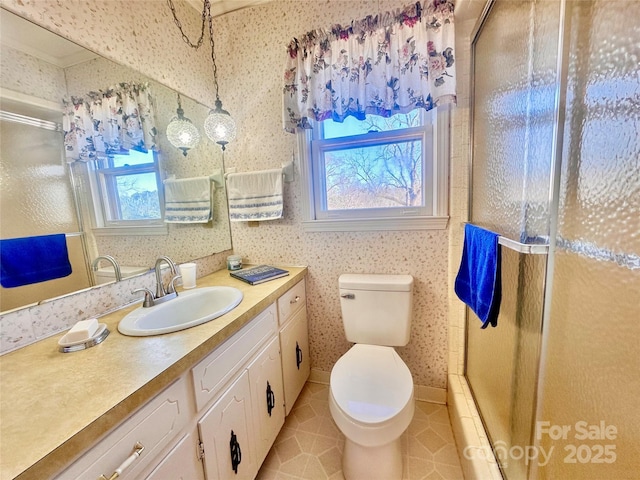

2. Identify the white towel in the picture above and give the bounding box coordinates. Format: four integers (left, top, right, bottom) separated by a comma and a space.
226, 169, 283, 222
164, 177, 213, 223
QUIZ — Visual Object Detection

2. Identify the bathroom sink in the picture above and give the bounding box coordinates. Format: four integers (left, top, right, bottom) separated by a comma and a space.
118, 286, 243, 336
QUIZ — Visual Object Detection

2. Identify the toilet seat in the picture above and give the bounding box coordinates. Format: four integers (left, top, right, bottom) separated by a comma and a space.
330, 344, 414, 447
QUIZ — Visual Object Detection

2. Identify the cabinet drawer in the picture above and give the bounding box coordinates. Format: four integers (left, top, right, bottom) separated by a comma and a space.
56, 377, 192, 480
192, 303, 277, 412
277, 279, 306, 326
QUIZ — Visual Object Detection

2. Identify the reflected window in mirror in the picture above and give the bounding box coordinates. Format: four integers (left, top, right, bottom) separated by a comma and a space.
88, 149, 166, 234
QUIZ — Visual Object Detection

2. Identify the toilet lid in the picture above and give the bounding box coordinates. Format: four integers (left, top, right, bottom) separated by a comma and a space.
331, 344, 413, 424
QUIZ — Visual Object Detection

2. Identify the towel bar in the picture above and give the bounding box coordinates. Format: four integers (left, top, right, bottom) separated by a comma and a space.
461, 223, 549, 254
217, 162, 295, 184
498, 236, 549, 254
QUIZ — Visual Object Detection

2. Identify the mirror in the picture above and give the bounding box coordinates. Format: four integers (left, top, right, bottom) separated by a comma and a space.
0, 8, 232, 313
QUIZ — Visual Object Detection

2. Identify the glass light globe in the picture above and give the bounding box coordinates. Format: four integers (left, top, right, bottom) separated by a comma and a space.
166, 110, 200, 156
204, 99, 237, 150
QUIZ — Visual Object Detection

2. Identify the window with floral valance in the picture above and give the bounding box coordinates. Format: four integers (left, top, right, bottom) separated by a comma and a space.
62, 82, 157, 162
282, 0, 456, 133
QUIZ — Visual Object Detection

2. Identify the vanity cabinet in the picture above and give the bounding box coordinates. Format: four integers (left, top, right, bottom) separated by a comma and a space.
193, 303, 283, 480
54, 377, 194, 480
278, 279, 310, 415
53, 278, 308, 480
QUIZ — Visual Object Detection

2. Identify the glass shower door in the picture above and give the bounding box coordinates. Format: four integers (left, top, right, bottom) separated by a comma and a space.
467, 1, 561, 479
535, 1, 640, 478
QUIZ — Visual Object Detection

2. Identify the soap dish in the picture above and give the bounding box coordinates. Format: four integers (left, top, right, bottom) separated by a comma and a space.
58, 324, 110, 353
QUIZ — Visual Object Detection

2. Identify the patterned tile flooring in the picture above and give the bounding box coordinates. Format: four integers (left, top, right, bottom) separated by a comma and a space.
256, 382, 464, 480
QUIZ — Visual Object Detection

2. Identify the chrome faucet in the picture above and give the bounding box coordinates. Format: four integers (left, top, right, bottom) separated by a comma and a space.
154, 255, 179, 298
91, 255, 122, 282
132, 256, 181, 308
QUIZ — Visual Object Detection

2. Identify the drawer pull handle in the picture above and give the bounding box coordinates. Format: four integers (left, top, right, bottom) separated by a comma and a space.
98, 442, 145, 480
290, 295, 301, 304
341, 293, 355, 299
266, 381, 275, 416
296, 342, 303, 370
230, 430, 242, 474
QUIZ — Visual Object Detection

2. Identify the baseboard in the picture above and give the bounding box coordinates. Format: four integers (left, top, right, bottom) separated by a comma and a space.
310, 368, 447, 404
309, 368, 330, 384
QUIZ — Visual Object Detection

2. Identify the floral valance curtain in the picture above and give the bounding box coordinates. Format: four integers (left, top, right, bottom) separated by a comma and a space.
283, 0, 456, 133
62, 82, 157, 162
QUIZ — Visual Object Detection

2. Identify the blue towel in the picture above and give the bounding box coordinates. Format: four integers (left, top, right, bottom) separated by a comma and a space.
454, 224, 502, 328
0, 234, 72, 288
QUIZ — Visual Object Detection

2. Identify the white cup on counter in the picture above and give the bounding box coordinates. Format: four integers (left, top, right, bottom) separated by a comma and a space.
179, 263, 197, 289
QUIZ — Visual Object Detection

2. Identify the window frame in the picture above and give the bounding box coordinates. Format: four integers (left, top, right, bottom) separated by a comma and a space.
298, 107, 450, 232
86, 150, 168, 236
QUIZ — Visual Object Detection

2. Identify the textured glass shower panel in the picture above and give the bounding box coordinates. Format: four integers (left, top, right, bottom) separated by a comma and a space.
467, 249, 545, 480
0, 121, 77, 236
472, 0, 560, 242
0, 119, 90, 311
538, 1, 640, 479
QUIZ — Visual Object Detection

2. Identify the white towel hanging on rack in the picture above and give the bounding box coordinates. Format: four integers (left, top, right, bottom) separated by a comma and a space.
226, 169, 283, 222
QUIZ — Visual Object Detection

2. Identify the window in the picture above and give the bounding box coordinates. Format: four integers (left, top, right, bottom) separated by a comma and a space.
87, 149, 167, 235
299, 108, 450, 232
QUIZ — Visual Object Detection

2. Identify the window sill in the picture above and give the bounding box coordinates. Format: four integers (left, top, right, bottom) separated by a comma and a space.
92, 224, 168, 237
301, 216, 449, 232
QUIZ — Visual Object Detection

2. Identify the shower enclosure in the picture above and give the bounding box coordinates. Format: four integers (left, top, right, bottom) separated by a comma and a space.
466, 1, 639, 479
0, 103, 92, 311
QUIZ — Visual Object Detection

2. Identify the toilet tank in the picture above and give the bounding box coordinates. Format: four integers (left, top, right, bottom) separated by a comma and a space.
339, 274, 414, 346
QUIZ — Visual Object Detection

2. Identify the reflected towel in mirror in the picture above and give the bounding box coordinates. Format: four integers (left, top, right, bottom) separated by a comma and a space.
0, 234, 72, 288
163, 176, 213, 223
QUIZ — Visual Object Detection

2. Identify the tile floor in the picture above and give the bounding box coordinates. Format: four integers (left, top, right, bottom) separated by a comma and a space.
256, 382, 464, 480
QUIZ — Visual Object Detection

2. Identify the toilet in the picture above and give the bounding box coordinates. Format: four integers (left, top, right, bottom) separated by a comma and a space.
329, 273, 415, 480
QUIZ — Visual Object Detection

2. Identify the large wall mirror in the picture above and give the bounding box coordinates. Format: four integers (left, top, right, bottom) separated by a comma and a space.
0, 8, 232, 313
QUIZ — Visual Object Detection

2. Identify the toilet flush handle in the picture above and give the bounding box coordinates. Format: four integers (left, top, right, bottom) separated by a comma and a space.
341, 293, 355, 299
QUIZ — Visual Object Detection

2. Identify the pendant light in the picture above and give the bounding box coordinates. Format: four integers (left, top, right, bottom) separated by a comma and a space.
166, 93, 200, 156
168, 0, 236, 151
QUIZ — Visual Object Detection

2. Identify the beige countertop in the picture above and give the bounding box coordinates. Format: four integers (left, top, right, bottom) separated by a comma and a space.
0, 265, 307, 480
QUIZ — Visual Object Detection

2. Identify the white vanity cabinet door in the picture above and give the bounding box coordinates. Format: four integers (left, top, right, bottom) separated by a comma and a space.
144, 430, 204, 480
55, 377, 192, 480
247, 335, 285, 465
279, 307, 310, 415
198, 370, 258, 480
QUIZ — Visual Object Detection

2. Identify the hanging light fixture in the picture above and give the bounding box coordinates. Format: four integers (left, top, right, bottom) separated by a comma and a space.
166, 93, 201, 156
168, 0, 236, 151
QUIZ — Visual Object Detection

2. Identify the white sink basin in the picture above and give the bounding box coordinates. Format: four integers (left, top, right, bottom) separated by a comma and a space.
118, 286, 243, 336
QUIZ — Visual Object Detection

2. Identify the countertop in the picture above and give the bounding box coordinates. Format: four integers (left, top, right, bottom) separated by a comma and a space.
0, 265, 307, 480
